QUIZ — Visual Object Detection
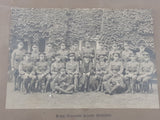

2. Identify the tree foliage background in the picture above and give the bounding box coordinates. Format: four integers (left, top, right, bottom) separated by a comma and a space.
10, 8, 154, 53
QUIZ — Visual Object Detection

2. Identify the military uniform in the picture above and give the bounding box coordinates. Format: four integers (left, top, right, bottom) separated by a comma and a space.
54, 69, 74, 94
124, 60, 139, 93
82, 46, 95, 63
31, 51, 39, 64
79, 55, 93, 92
45, 43, 55, 64
105, 73, 125, 95
136, 51, 147, 63
109, 59, 123, 75
57, 49, 68, 63
108, 43, 120, 62
31, 44, 40, 64
48, 60, 65, 92
69, 50, 81, 62
96, 48, 107, 59
104, 59, 125, 94
137, 58, 154, 93
94, 56, 109, 91
66, 53, 79, 91
19, 59, 35, 93
122, 49, 132, 63
11, 48, 26, 90
35, 60, 50, 92
45, 51, 55, 64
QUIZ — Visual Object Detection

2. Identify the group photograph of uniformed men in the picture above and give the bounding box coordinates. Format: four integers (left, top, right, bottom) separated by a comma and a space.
10, 39, 156, 95
6, 8, 159, 109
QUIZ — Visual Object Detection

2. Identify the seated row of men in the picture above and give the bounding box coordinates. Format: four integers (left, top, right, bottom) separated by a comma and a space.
14, 49, 154, 95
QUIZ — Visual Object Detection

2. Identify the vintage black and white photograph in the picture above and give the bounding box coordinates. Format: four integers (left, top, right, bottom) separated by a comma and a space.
6, 8, 159, 108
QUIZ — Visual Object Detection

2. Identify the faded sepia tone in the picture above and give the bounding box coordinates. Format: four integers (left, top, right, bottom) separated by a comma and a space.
6, 8, 159, 109
1, 0, 160, 120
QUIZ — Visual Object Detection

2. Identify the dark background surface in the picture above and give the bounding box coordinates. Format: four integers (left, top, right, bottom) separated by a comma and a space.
0, 0, 160, 120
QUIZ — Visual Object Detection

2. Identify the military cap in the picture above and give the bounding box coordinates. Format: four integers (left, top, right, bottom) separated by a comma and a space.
55, 53, 61, 57
142, 51, 149, 55
138, 40, 147, 47
68, 52, 75, 57
32, 43, 38, 48
113, 51, 120, 55
46, 41, 52, 46
83, 55, 91, 58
